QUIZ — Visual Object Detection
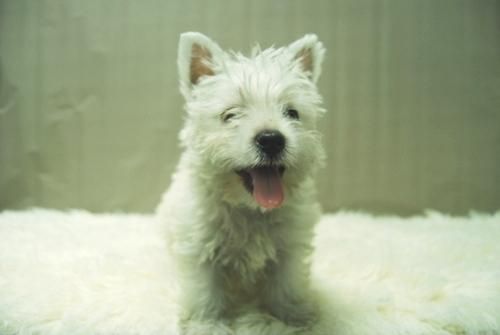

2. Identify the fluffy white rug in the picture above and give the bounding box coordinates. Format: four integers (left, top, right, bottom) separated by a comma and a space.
0, 209, 498, 335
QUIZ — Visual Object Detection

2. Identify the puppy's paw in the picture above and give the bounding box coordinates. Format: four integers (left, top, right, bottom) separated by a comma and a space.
270, 300, 318, 328
233, 312, 302, 335
181, 319, 234, 335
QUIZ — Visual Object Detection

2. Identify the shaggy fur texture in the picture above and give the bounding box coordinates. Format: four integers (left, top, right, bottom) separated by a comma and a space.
156, 32, 327, 333
0, 209, 499, 335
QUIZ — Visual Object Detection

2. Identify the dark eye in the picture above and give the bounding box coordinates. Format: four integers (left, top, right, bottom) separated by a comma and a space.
222, 106, 239, 123
222, 112, 236, 122
285, 107, 299, 120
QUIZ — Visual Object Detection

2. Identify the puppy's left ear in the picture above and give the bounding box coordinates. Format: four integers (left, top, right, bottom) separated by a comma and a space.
178, 32, 223, 93
288, 34, 325, 83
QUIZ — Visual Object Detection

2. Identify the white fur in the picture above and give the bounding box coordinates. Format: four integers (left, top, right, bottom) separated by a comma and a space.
156, 33, 327, 333
0, 209, 499, 334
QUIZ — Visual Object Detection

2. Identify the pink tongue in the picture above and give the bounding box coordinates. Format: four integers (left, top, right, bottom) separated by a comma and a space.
249, 167, 284, 209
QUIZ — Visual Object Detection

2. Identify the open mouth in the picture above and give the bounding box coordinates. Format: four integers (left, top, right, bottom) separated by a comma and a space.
237, 165, 286, 209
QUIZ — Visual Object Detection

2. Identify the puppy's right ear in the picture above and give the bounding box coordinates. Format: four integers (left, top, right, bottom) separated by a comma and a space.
288, 34, 325, 83
178, 32, 223, 93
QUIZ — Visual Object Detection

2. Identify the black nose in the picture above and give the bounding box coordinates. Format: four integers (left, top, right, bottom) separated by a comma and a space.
255, 130, 286, 157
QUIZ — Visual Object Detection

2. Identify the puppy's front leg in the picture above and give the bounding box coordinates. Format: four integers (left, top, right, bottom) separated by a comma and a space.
261, 251, 318, 328
179, 263, 233, 335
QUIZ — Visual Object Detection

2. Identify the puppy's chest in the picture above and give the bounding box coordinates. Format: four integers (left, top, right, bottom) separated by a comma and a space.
202, 213, 282, 277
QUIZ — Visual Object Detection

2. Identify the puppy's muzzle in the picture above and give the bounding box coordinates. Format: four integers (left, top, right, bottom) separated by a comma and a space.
255, 130, 286, 158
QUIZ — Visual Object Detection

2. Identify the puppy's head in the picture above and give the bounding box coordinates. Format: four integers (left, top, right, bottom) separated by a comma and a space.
177, 32, 326, 210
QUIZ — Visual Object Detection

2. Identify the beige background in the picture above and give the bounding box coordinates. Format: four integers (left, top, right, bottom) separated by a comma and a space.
0, 0, 499, 215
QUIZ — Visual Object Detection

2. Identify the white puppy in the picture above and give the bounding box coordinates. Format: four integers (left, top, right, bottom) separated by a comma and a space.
157, 32, 326, 334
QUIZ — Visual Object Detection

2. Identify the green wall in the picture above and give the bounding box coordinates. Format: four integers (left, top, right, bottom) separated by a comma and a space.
1, 0, 499, 214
